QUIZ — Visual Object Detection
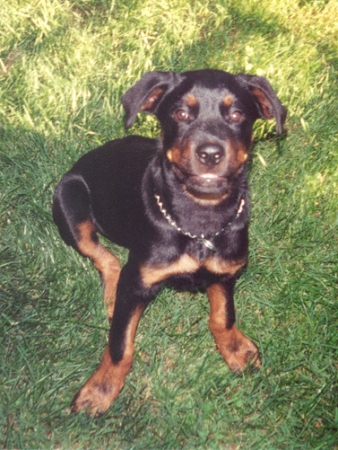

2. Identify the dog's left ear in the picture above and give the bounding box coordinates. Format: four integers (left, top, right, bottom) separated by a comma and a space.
236, 74, 287, 134
121, 71, 181, 128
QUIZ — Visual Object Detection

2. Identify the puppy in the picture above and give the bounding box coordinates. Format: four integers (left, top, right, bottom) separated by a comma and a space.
53, 69, 286, 415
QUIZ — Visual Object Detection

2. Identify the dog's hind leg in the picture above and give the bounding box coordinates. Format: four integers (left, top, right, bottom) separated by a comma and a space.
52, 174, 121, 320
76, 220, 121, 320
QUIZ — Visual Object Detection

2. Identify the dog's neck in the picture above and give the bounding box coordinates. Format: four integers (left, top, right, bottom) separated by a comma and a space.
155, 193, 245, 252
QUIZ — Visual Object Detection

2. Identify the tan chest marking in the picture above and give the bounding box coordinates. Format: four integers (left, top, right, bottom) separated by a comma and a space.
140, 254, 246, 288
203, 257, 246, 275
141, 254, 199, 288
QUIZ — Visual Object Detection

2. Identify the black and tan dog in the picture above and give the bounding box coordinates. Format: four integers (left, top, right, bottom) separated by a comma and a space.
53, 69, 286, 415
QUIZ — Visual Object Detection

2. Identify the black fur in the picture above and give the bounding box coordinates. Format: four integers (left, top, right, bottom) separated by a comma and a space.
53, 69, 286, 414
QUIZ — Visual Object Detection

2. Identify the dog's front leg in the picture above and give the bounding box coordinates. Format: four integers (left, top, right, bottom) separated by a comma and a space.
207, 278, 261, 372
71, 261, 155, 416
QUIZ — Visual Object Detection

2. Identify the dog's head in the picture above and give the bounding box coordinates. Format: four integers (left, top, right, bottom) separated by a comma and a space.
122, 69, 286, 202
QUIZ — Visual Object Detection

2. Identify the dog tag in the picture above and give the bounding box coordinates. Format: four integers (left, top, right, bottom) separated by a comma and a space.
200, 238, 217, 252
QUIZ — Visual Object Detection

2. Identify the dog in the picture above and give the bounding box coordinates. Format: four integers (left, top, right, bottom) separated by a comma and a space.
53, 69, 286, 415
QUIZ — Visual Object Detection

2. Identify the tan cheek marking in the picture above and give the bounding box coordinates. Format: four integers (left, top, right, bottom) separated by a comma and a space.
237, 147, 249, 164
225, 141, 237, 171
226, 141, 250, 171
236, 140, 251, 165
167, 141, 194, 165
203, 257, 246, 275
166, 146, 181, 164
141, 254, 200, 288
167, 149, 173, 162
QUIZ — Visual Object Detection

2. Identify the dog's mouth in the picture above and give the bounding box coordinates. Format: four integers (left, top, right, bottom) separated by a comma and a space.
186, 173, 228, 194
191, 173, 226, 185
172, 166, 228, 199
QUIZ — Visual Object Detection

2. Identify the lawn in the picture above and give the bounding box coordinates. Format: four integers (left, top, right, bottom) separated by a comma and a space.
1, 0, 338, 448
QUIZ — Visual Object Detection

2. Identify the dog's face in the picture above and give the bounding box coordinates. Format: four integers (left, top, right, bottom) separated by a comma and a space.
156, 73, 259, 201
122, 69, 286, 202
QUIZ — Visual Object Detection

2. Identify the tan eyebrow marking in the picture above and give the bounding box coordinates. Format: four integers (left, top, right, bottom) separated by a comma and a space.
185, 93, 198, 107
223, 95, 234, 107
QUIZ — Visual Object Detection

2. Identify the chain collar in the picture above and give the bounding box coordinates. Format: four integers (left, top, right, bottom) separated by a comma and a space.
155, 194, 245, 253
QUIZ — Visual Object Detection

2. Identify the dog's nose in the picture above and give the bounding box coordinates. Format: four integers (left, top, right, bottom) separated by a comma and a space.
196, 143, 224, 166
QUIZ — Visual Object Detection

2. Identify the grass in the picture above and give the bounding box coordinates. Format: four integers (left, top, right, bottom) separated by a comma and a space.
1, 0, 338, 448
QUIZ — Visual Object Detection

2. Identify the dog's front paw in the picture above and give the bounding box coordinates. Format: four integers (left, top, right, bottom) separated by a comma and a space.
71, 378, 122, 416
70, 347, 129, 416
218, 326, 261, 373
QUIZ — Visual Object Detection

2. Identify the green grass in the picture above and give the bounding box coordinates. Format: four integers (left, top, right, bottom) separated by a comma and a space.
1, 0, 338, 448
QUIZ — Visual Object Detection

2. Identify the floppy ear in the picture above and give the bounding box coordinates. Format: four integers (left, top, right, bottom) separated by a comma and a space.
236, 74, 287, 134
121, 71, 181, 128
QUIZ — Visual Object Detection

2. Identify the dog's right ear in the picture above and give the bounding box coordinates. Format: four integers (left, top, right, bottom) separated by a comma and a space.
121, 71, 180, 128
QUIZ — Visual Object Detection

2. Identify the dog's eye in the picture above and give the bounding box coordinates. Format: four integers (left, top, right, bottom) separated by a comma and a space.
174, 109, 189, 122
229, 111, 243, 123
